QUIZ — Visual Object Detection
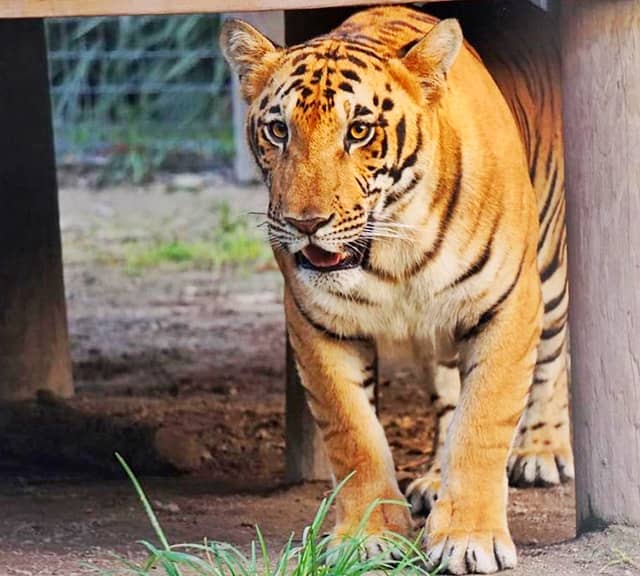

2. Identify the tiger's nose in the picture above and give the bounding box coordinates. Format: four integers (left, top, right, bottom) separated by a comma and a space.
284, 214, 333, 235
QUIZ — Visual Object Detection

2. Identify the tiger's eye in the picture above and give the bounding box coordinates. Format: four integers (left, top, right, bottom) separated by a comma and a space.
267, 120, 288, 143
348, 122, 372, 142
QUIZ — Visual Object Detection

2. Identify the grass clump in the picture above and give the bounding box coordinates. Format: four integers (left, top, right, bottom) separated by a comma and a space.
125, 202, 272, 274
99, 453, 438, 576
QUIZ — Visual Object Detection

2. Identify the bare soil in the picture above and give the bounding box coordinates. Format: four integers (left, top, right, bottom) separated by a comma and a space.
1, 176, 638, 575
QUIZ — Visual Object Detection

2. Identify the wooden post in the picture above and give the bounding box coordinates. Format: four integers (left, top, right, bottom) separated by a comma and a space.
561, 0, 640, 530
228, 11, 284, 184
0, 19, 73, 400
284, 339, 331, 482
283, 8, 360, 482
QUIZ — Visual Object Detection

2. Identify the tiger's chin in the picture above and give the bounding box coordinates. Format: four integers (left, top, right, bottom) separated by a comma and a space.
294, 239, 371, 273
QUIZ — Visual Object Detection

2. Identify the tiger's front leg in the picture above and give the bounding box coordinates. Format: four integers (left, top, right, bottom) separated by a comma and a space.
424, 257, 542, 575
285, 290, 411, 552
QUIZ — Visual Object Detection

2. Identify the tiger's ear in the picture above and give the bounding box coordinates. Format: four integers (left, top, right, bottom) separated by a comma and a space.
401, 19, 463, 99
220, 19, 282, 103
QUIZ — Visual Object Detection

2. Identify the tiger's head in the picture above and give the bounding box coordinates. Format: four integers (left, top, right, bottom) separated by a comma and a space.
220, 14, 462, 276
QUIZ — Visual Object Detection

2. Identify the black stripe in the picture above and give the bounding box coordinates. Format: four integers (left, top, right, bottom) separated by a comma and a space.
343, 44, 384, 61
513, 97, 531, 158
544, 149, 554, 181
338, 82, 354, 93
325, 287, 375, 306
389, 124, 422, 183
336, 33, 386, 47
449, 213, 501, 288
436, 404, 456, 419
341, 69, 361, 82
355, 176, 368, 196
367, 124, 459, 281
382, 171, 423, 209
458, 253, 525, 342
385, 19, 424, 34
291, 64, 307, 76
541, 314, 567, 340
537, 164, 558, 225
539, 230, 565, 282
379, 131, 388, 158
529, 136, 541, 183
354, 104, 373, 117
544, 275, 568, 314
395, 116, 406, 163
537, 190, 563, 252
362, 378, 376, 390
282, 78, 303, 97
536, 342, 564, 365
290, 291, 365, 342
346, 54, 367, 68
462, 361, 480, 379
398, 38, 419, 58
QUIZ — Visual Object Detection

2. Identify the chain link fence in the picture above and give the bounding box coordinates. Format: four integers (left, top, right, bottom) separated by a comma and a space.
46, 15, 233, 183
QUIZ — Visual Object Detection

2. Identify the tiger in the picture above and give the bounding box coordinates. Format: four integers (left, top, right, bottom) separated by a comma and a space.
221, 4, 572, 574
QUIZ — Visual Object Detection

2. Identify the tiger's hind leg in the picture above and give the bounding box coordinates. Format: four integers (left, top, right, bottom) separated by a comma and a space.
508, 271, 574, 486
405, 336, 461, 517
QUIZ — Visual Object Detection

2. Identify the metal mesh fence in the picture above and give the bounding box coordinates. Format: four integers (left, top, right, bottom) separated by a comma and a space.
45, 15, 233, 182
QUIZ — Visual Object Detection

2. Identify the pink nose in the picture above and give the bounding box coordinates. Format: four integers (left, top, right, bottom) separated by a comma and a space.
284, 215, 333, 235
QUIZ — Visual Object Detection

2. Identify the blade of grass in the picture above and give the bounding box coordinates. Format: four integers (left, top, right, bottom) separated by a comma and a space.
115, 452, 182, 576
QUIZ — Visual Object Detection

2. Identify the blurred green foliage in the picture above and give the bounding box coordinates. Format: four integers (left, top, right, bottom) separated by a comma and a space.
46, 15, 233, 184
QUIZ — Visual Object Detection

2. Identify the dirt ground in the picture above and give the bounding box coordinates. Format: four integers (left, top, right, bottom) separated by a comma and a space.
0, 175, 638, 575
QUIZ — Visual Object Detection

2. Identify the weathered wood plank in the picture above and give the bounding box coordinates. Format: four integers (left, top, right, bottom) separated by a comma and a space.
0, 19, 73, 400
561, 0, 640, 529
5, 0, 421, 19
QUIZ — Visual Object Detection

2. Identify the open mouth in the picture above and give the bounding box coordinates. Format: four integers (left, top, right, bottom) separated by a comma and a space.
295, 239, 371, 272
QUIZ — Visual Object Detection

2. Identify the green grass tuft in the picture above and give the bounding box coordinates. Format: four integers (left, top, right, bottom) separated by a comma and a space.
95, 454, 440, 576
124, 202, 272, 274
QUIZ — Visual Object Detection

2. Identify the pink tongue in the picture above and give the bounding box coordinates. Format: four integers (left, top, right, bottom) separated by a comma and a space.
302, 245, 346, 268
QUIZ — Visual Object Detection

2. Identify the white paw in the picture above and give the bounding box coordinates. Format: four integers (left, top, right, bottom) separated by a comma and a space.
405, 473, 441, 517
508, 450, 574, 487
426, 532, 517, 574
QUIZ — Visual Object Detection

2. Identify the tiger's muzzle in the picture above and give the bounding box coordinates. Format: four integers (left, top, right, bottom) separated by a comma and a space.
295, 238, 371, 272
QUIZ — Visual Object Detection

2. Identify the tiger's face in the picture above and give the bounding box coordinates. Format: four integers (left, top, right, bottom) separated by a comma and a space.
221, 18, 462, 276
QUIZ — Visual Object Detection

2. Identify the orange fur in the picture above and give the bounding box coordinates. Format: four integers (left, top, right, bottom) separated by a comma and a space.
221, 6, 569, 573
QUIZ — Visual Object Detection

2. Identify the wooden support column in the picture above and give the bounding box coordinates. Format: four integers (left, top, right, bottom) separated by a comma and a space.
561, 0, 640, 530
283, 8, 360, 482
0, 19, 73, 400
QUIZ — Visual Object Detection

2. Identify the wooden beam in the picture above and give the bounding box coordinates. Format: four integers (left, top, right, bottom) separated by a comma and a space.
4, 0, 420, 19
24, 0, 553, 19
0, 19, 73, 400
561, 0, 640, 530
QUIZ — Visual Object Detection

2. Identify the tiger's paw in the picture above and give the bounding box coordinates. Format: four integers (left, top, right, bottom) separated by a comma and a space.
508, 429, 574, 487
330, 500, 412, 561
405, 469, 441, 517
424, 498, 516, 574
425, 529, 517, 574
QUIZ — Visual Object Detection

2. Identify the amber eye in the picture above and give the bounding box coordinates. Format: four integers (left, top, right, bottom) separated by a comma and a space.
266, 120, 288, 144
347, 122, 373, 145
